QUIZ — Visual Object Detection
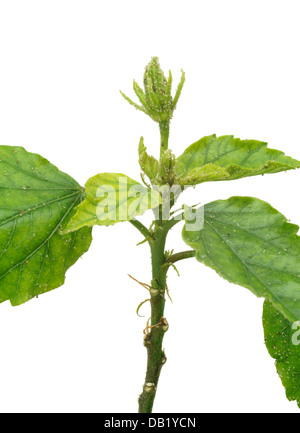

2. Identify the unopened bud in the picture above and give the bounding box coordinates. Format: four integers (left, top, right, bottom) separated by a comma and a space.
121, 57, 185, 125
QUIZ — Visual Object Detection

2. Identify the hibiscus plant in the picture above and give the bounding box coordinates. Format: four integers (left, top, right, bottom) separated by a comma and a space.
1, 57, 300, 413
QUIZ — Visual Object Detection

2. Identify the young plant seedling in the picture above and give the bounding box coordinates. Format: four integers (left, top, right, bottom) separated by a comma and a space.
1, 57, 300, 412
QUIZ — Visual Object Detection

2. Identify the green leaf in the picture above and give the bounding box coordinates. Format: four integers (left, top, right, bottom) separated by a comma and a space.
172, 69, 185, 111
263, 300, 300, 408
177, 163, 230, 186
65, 173, 161, 232
176, 135, 300, 185
138, 137, 159, 182
0, 146, 92, 306
182, 196, 300, 322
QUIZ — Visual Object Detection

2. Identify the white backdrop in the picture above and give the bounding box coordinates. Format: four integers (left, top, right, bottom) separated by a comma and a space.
0, 0, 299, 413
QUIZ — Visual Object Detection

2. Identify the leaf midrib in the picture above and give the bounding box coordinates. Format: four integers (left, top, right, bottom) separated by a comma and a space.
0, 190, 81, 228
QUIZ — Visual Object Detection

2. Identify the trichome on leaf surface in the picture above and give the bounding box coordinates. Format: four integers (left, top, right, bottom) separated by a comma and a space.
1, 57, 300, 412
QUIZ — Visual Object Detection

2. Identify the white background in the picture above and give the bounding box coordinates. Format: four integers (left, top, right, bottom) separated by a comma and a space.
0, 0, 299, 414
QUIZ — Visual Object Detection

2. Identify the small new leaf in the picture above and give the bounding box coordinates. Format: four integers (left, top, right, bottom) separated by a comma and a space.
263, 301, 300, 408
65, 173, 160, 232
176, 135, 300, 185
138, 137, 159, 183
182, 196, 300, 323
172, 69, 185, 111
158, 149, 177, 186
0, 146, 92, 306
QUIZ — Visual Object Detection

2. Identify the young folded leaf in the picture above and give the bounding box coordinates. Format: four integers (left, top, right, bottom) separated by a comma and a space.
65, 173, 160, 233
176, 135, 300, 185
138, 137, 159, 183
182, 197, 300, 323
0, 146, 92, 306
263, 300, 300, 408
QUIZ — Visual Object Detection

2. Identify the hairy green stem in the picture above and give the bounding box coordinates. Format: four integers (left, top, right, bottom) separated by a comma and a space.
138, 222, 169, 413
130, 219, 153, 241
159, 120, 170, 157
167, 250, 196, 264
138, 118, 183, 413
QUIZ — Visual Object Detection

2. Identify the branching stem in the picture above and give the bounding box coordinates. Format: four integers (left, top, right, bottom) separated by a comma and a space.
138, 203, 188, 412
136, 115, 192, 413
167, 250, 196, 264
130, 219, 153, 243
138, 221, 169, 413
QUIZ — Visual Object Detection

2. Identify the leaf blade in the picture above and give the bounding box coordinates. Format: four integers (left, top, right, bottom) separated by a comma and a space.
65, 173, 160, 232
263, 300, 300, 408
182, 196, 300, 322
176, 135, 300, 185
0, 146, 92, 306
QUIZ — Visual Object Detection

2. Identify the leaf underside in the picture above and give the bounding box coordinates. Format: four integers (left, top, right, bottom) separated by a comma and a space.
263, 300, 300, 408
176, 135, 300, 185
65, 173, 161, 233
0, 146, 92, 306
182, 196, 300, 323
